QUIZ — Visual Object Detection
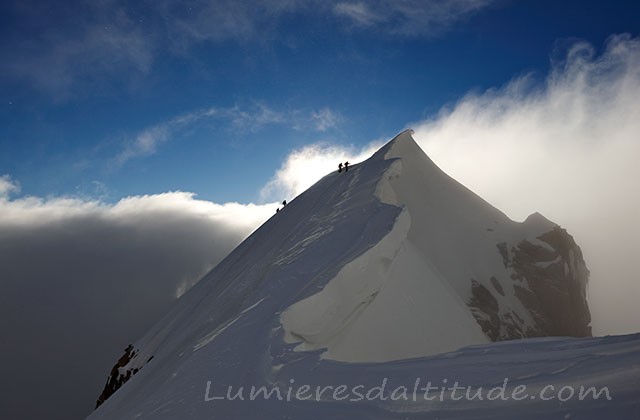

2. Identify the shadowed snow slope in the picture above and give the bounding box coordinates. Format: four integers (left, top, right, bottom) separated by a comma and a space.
87, 130, 615, 420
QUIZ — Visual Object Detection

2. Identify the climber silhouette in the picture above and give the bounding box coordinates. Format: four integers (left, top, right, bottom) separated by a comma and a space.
344, 161, 350, 172
338, 162, 343, 173
282, 200, 287, 207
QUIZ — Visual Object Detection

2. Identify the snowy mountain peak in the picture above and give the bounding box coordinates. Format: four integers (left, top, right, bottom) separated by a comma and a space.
89, 130, 591, 419
383, 128, 420, 156
380, 128, 416, 151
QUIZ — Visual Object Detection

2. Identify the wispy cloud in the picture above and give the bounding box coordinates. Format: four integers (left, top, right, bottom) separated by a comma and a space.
114, 103, 343, 166
2, 0, 496, 99
160, 0, 496, 43
333, 2, 381, 26
0, 174, 20, 198
310, 108, 343, 131
411, 34, 640, 336
333, 0, 496, 35
159, 0, 304, 47
113, 107, 219, 167
228, 103, 287, 132
2, 1, 154, 100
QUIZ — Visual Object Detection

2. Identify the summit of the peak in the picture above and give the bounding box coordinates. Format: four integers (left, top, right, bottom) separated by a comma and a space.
392, 128, 415, 140
370, 128, 424, 162
386, 128, 417, 149
379, 128, 439, 170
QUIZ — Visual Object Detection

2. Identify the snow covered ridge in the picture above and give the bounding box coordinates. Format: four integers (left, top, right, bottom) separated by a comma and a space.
89, 130, 600, 419
282, 129, 590, 362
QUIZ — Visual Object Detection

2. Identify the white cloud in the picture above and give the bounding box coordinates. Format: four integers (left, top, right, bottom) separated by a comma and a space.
115, 104, 343, 166
115, 125, 171, 166
114, 107, 221, 166
159, 0, 305, 46
260, 141, 381, 201
0, 190, 276, 293
334, 2, 380, 26
0, 174, 20, 198
228, 103, 287, 132
0, 188, 276, 419
161, 0, 496, 43
333, 0, 495, 35
3, 1, 154, 100
411, 34, 640, 336
224, 103, 343, 133
2, 0, 497, 99
310, 108, 343, 131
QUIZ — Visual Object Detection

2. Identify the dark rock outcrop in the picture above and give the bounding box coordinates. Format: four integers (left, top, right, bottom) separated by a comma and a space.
469, 279, 501, 341
469, 223, 591, 342
95, 344, 151, 408
510, 226, 591, 337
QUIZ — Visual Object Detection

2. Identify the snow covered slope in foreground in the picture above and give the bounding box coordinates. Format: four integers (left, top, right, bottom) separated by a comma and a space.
90, 130, 610, 419
91, 333, 640, 419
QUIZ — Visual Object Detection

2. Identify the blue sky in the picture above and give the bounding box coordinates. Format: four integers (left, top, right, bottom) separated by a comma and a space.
2, 0, 638, 203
